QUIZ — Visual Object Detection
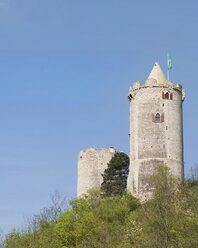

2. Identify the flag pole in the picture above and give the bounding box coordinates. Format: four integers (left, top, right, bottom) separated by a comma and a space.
167, 53, 169, 80
167, 53, 172, 81
167, 54, 169, 80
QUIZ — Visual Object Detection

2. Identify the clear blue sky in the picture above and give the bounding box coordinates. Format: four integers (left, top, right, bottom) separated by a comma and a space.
0, 0, 197, 234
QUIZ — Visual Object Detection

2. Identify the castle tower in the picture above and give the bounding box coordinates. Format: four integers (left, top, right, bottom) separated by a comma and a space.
77, 147, 116, 197
127, 62, 185, 200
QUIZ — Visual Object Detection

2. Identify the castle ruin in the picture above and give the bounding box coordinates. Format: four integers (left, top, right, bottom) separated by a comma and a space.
77, 62, 185, 200
77, 147, 116, 197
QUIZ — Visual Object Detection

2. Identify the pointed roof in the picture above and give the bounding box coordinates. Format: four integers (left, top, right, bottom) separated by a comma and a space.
147, 62, 166, 84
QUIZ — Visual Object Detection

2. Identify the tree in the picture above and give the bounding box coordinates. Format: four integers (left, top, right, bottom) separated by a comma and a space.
3, 192, 66, 248
185, 164, 198, 187
139, 166, 179, 247
4, 166, 198, 248
55, 189, 139, 248
101, 152, 129, 196
133, 166, 198, 248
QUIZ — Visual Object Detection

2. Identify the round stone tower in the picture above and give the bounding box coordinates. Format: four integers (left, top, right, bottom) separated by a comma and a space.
77, 147, 116, 197
127, 62, 185, 200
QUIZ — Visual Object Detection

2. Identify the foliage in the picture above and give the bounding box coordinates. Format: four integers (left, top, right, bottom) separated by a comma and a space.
4, 192, 66, 248
3, 166, 198, 248
55, 189, 140, 248
133, 166, 198, 248
185, 164, 198, 187
101, 152, 129, 196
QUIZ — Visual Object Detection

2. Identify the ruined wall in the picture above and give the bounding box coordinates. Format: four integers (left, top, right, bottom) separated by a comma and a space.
77, 147, 116, 197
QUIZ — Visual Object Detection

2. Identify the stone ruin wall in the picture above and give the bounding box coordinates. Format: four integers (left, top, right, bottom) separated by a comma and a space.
77, 147, 116, 197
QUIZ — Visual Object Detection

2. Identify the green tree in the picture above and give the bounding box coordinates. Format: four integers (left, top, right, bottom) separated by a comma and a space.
3, 192, 66, 248
55, 189, 139, 248
185, 164, 198, 187
4, 230, 22, 248
101, 152, 129, 196
4, 166, 198, 248
139, 166, 179, 248
134, 166, 198, 248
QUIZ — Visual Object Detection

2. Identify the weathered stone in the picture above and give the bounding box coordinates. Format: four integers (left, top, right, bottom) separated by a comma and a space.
77, 147, 116, 197
127, 62, 185, 201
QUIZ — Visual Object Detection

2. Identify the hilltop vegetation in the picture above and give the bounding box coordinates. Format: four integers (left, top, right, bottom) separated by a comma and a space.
2, 166, 198, 248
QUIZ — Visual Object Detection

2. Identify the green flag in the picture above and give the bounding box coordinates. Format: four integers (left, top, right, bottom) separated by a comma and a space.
167, 54, 172, 70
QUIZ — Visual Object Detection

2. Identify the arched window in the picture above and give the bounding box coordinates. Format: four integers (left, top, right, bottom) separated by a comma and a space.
162, 91, 173, 100
155, 113, 161, 123
165, 92, 169, 99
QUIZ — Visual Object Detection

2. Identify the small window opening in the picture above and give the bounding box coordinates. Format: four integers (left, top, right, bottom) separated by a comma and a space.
161, 113, 164, 122
155, 113, 161, 123
165, 92, 169, 99
128, 94, 133, 101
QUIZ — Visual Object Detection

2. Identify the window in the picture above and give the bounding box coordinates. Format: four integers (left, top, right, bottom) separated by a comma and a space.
162, 92, 165, 99
162, 91, 173, 100
152, 113, 164, 123
128, 94, 133, 101
165, 92, 169, 99
155, 113, 161, 123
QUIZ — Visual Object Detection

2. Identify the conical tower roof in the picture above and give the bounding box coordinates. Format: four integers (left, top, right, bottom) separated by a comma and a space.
147, 62, 166, 85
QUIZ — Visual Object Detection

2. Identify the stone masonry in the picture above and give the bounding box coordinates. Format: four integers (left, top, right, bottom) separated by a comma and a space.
77, 147, 116, 197
127, 62, 185, 200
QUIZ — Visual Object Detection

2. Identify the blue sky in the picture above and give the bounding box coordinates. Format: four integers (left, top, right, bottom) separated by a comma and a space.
0, 0, 197, 234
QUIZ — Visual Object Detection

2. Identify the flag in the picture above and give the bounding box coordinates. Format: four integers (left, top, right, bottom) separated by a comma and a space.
167, 54, 172, 70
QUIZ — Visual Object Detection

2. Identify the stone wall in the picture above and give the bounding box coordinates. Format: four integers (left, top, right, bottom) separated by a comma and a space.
77, 147, 116, 197
127, 79, 185, 200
